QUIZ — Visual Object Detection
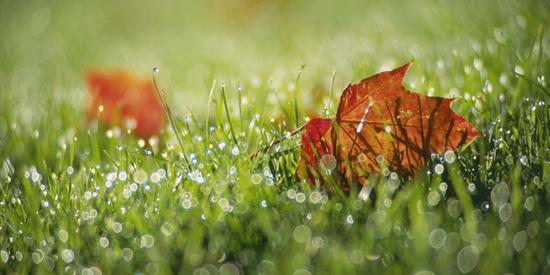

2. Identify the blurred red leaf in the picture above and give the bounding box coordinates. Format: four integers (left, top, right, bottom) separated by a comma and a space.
297, 62, 479, 189
86, 70, 165, 138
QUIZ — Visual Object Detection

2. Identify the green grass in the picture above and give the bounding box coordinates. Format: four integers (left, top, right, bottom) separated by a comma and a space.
1, 0, 550, 274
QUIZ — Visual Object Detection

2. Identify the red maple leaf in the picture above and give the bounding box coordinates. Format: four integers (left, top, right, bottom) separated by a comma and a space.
297, 63, 479, 189
85, 70, 165, 138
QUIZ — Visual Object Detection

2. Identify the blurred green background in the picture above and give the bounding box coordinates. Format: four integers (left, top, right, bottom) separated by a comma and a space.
1, 0, 548, 119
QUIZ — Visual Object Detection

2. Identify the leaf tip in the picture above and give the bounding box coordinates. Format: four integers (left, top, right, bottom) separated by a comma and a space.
391, 61, 413, 82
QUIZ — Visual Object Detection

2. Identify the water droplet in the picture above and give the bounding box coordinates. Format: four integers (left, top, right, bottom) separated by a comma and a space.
293, 225, 311, 243
346, 214, 354, 224
133, 169, 147, 184
61, 249, 75, 263
481, 201, 490, 212
428, 228, 446, 249
121, 248, 133, 261
295, 193, 306, 203
514, 65, 524, 76
99, 237, 109, 248
491, 182, 509, 208
498, 203, 512, 222
219, 263, 240, 275
251, 173, 262, 184
188, 170, 205, 184
512, 231, 527, 251
456, 246, 479, 273
444, 232, 461, 253
427, 191, 441, 207
524, 196, 535, 211
140, 234, 155, 248
447, 199, 462, 218
309, 191, 321, 204
0, 250, 8, 263
160, 222, 175, 237
112, 222, 123, 233
527, 221, 539, 238
319, 154, 337, 171
231, 146, 240, 156
434, 164, 445, 175
519, 155, 528, 166
443, 151, 456, 163
58, 229, 69, 243
31, 250, 44, 264
152, 67, 160, 73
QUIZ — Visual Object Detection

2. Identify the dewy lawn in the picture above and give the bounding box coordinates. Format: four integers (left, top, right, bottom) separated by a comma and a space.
0, 0, 549, 274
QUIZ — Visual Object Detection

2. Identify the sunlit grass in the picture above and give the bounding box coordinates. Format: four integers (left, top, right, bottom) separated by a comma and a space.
0, 0, 549, 274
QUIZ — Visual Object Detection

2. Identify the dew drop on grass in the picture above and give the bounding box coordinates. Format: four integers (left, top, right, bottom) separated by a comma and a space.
130, 183, 138, 192
429, 228, 446, 249
519, 155, 528, 166
286, 189, 296, 199
256, 260, 276, 274
309, 191, 321, 204
219, 263, 240, 275
189, 170, 204, 184
140, 234, 155, 248
118, 171, 128, 181
121, 248, 133, 261
295, 193, 306, 203
133, 169, 147, 184
152, 67, 160, 73
61, 249, 74, 263
456, 245, 479, 273
231, 146, 240, 156
447, 199, 462, 218
498, 203, 512, 222
514, 65, 524, 76
444, 233, 461, 253
150, 172, 161, 183
524, 196, 535, 211
161, 222, 175, 236
112, 222, 122, 233
319, 154, 337, 171
15, 251, 22, 261
481, 201, 490, 212
527, 221, 539, 238
58, 229, 69, 243
439, 182, 448, 193
251, 173, 262, 185
434, 163, 445, 175
99, 237, 109, 248
491, 182, 509, 208
427, 191, 441, 207
1, 250, 8, 263
293, 225, 311, 243
181, 199, 192, 209
31, 250, 44, 264
512, 231, 527, 252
